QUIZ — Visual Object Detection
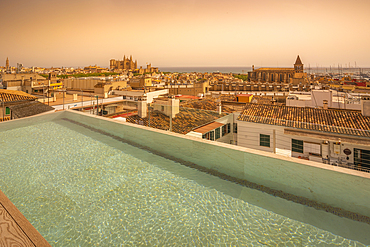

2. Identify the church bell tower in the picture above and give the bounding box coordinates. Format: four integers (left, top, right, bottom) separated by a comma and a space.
6, 57, 9, 71
294, 55, 303, 73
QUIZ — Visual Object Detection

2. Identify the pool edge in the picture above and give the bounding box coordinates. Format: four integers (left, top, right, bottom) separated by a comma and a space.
0, 189, 51, 246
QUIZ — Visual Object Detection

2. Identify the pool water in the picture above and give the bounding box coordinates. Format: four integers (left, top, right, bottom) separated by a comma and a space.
0, 120, 367, 246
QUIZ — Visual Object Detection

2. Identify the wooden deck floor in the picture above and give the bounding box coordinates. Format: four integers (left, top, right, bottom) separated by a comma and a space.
0, 190, 50, 247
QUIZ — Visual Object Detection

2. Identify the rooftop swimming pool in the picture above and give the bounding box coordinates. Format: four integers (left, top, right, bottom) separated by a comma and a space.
1, 111, 370, 246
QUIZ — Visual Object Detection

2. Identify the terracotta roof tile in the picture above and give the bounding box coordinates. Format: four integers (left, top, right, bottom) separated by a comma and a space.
0, 89, 37, 103
8, 101, 54, 118
127, 107, 227, 134
237, 104, 370, 138
181, 98, 234, 113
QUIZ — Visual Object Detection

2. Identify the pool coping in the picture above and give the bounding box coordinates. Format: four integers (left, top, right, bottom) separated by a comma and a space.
0, 190, 51, 246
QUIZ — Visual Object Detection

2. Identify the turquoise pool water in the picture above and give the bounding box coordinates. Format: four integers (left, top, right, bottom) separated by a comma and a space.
0, 120, 368, 246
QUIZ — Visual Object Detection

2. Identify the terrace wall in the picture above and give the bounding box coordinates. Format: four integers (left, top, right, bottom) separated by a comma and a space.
59, 110, 370, 219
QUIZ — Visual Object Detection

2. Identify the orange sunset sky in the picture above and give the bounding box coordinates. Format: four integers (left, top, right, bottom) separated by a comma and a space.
1, 0, 370, 68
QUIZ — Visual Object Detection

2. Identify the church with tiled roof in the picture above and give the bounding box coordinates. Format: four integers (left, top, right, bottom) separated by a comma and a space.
248, 55, 304, 83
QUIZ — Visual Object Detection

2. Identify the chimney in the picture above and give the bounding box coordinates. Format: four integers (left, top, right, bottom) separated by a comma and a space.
217, 101, 222, 115
361, 97, 370, 117
323, 100, 328, 110
169, 96, 179, 118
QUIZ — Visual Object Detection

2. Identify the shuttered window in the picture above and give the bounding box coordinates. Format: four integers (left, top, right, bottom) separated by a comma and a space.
292, 139, 303, 153
260, 134, 270, 147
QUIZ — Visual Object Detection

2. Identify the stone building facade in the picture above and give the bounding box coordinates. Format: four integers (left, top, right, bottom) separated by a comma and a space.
110, 55, 137, 70
248, 55, 304, 83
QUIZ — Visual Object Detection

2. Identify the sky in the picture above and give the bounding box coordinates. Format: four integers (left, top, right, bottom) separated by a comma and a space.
1, 0, 370, 68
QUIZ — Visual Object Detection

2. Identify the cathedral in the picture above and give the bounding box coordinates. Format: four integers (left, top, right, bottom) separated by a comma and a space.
110, 55, 137, 70
248, 55, 304, 83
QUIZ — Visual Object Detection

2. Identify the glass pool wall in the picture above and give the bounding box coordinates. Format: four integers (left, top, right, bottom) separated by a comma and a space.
64, 111, 370, 216
1, 110, 370, 245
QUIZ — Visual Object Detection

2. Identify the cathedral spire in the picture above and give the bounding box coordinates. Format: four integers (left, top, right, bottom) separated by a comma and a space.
294, 55, 302, 65
294, 55, 303, 73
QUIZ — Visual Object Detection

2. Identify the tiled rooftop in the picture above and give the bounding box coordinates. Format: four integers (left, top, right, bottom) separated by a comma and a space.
0, 89, 37, 102
180, 98, 234, 113
8, 101, 54, 118
127, 107, 227, 134
237, 104, 370, 138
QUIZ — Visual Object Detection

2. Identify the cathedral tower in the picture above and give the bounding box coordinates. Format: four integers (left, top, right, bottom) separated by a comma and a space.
6, 57, 9, 70
294, 55, 303, 73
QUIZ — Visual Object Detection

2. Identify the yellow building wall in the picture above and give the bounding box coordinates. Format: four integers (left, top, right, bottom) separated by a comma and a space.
237, 95, 253, 103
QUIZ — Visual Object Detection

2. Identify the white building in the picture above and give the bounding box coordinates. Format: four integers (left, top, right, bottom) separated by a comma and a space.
186, 114, 235, 144
237, 101, 370, 172
286, 90, 362, 111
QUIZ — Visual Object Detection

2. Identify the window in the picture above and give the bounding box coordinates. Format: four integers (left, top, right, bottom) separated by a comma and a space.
210, 131, 214, 141
292, 139, 303, 153
202, 133, 210, 140
222, 125, 226, 136
215, 128, 220, 139
5, 107, 10, 115
260, 134, 270, 147
227, 123, 231, 133
161, 106, 164, 111
354, 148, 370, 170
